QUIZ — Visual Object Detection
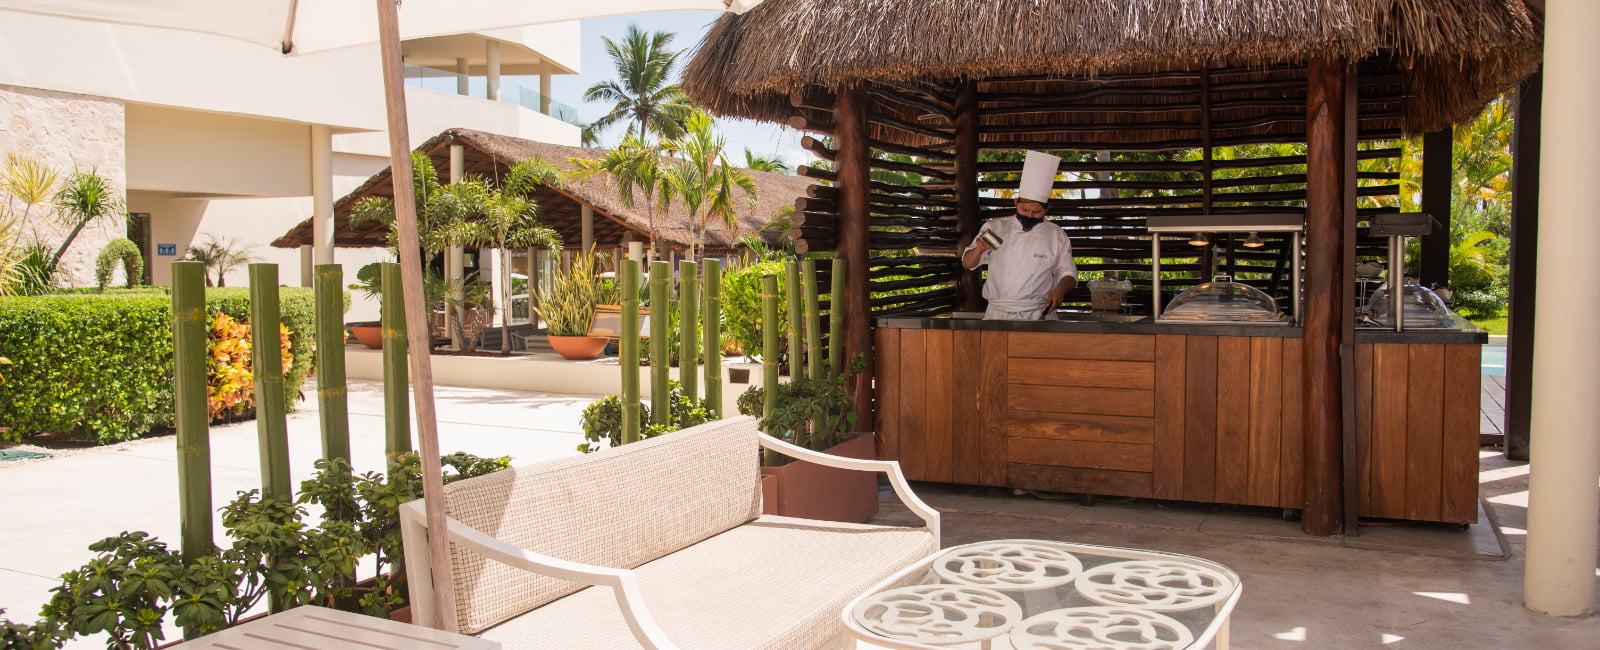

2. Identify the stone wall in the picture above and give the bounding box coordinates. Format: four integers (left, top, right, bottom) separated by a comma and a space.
0, 84, 126, 287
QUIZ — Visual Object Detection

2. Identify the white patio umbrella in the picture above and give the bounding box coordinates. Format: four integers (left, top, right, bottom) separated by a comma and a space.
0, 0, 765, 632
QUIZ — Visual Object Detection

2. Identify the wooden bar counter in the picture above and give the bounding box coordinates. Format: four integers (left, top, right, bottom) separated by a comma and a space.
874, 316, 1487, 524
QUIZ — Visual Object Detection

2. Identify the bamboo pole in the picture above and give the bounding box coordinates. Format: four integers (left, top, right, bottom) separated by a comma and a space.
829, 258, 845, 374
375, 0, 455, 630
803, 260, 823, 383
762, 274, 781, 466
620, 260, 642, 443
248, 264, 291, 503
171, 262, 211, 569
784, 261, 804, 383
381, 262, 412, 461
679, 261, 699, 404
649, 260, 670, 426
703, 260, 723, 418
314, 264, 350, 463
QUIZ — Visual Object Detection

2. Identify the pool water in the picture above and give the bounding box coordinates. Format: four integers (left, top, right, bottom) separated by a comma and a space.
1482, 344, 1506, 376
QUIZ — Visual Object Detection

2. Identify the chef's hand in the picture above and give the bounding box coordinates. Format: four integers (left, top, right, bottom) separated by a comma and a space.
972, 237, 992, 253
1045, 287, 1066, 309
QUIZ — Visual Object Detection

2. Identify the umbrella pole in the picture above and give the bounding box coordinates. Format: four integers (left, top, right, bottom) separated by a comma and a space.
376, 0, 458, 631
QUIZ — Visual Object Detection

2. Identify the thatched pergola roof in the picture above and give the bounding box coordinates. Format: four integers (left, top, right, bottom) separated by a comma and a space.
272, 128, 810, 253
683, 0, 1542, 146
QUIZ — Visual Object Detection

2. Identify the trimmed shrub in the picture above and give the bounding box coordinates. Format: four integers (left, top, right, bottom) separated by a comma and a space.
721, 260, 788, 363
0, 287, 323, 443
94, 238, 143, 289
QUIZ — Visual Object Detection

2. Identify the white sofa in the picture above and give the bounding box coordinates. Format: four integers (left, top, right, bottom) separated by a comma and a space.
399, 416, 940, 649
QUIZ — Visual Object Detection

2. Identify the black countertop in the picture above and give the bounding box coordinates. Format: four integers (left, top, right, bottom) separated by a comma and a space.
876, 313, 1488, 344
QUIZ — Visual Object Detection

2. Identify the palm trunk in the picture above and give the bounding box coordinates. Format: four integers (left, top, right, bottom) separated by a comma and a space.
499, 248, 511, 355
48, 217, 92, 275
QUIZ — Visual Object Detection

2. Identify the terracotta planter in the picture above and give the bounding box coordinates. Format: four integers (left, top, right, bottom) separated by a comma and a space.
547, 334, 608, 360
761, 433, 879, 523
349, 323, 383, 349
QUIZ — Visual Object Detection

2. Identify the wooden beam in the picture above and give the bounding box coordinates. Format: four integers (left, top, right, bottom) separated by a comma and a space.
1420, 129, 1453, 288
1302, 56, 1350, 537
1505, 68, 1541, 461
954, 80, 982, 313
835, 87, 874, 431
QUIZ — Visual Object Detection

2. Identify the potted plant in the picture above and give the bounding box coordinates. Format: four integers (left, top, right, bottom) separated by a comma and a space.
346, 263, 386, 349
535, 250, 614, 360
738, 355, 877, 523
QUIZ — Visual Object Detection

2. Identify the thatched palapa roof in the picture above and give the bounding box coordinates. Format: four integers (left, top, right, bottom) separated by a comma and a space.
272, 128, 810, 253
683, 0, 1542, 146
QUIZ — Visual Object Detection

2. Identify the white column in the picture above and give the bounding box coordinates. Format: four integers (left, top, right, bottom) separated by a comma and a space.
1524, 0, 1600, 618
310, 125, 334, 266
448, 145, 466, 349
539, 70, 553, 116
581, 204, 595, 252
628, 241, 643, 262
299, 245, 314, 288
455, 57, 469, 96
485, 41, 501, 102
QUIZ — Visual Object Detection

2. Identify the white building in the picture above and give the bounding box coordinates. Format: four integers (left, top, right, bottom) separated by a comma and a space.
0, 11, 581, 320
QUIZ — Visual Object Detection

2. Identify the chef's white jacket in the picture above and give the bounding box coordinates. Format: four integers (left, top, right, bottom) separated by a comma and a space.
962, 216, 1078, 320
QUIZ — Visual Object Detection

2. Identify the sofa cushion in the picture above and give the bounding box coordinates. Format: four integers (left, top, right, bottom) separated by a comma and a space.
443, 417, 765, 634
475, 515, 936, 649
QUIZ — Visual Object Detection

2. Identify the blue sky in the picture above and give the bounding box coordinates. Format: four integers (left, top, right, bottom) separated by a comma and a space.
544, 11, 808, 169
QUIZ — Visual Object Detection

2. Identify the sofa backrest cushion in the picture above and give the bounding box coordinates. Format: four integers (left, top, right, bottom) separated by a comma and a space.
442, 416, 764, 634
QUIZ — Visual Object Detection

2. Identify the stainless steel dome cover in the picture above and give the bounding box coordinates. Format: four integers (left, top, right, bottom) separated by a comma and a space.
1365, 283, 1459, 329
1163, 275, 1285, 323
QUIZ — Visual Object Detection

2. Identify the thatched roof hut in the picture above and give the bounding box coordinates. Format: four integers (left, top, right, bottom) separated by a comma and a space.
684, 0, 1541, 146
272, 128, 810, 255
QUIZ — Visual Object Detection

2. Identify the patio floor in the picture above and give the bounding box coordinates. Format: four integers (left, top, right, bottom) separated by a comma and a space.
2, 373, 1594, 648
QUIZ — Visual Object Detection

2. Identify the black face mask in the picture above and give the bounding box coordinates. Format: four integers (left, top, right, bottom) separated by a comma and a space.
1016, 214, 1045, 230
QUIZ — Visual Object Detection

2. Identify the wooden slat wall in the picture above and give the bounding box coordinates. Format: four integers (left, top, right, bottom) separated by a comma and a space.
1355, 342, 1481, 524
874, 327, 1008, 485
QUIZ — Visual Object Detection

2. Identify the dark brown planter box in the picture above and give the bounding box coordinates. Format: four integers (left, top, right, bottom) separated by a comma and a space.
760, 433, 879, 523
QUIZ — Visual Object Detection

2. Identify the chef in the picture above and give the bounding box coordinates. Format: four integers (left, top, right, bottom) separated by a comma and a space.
961, 150, 1078, 320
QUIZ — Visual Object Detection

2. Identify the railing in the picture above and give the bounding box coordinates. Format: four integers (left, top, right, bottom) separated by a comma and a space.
403, 64, 583, 126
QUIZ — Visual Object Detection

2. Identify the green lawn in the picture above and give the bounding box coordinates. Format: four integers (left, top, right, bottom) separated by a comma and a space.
1468, 314, 1508, 335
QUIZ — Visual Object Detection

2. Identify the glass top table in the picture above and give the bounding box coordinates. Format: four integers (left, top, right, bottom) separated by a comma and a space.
842, 539, 1241, 650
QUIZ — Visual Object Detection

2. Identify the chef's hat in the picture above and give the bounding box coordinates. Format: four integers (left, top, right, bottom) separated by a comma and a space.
1018, 150, 1062, 203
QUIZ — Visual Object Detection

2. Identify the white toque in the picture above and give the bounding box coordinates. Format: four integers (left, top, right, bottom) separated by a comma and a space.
1018, 150, 1062, 203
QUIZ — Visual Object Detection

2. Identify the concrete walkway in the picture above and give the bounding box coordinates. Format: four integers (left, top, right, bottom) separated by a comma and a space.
3, 376, 1595, 648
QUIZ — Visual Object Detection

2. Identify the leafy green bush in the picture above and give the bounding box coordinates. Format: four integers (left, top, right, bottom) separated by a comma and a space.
721, 260, 787, 363
578, 380, 713, 453
0, 287, 323, 443
93, 238, 142, 289
737, 355, 864, 459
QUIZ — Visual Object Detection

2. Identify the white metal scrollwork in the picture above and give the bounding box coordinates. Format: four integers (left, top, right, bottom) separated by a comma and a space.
1074, 559, 1234, 611
851, 584, 1024, 645
932, 539, 1086, 590
1009, 606, 1196, 650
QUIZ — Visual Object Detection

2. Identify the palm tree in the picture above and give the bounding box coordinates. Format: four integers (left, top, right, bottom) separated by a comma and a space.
569, 132, 671, 255
660, 112, 758, 261
50, 169, 125, 276
185, 235, 256, 287
582, 25, 697, 144
447, 160, 564, 353
742, 149, 790, 174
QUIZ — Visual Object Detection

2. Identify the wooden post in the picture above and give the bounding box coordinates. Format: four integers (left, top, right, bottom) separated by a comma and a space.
954, 80, 983, 312
834, 87, 874, 431
375, 0, 455, 630
680, 261, 699, 404
381, 262, 412, 460
1505, 69, 1541, 461
171, 262, 211, 568
1339, 71, 1361, 537
649, 260, 670, 425
1420, 130, 1453, 289
703, 260, 723, 418
314, 264, 351, 463
829, 257, 845, 374
785, 261, 804, 382
621, 260, 642, 443
1302, 57, 1350, 537
803, 260, 824, 383
762, 274, 781, 465
248, 264, 291, 503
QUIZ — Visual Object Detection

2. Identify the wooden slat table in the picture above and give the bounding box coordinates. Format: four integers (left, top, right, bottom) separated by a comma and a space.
184, 605, 500, 649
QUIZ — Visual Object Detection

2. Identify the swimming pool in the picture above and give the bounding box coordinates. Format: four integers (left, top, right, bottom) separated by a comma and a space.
1482, 343, 1506, 376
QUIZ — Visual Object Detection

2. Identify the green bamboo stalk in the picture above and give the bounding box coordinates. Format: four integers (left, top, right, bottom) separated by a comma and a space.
784, 261, 803, 383
679, 260, 699, 405
171, 262, 211, 568
620, 260, 641, 443
703, 259, 723, 418
803, 260, 824, 385
762, 274, 781, 466
649, 260, 670, 426
313, 264, 350, 463
248, 264, 290, 503
381, 262, 411, 463
829, 257, 846, 374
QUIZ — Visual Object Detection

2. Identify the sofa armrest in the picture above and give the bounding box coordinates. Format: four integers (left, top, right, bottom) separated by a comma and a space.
757, 433, 942, 547
398, 500, 679, 650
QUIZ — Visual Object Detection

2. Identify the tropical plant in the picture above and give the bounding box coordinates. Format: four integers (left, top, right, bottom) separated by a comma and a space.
659, 112, 759, 261
722, 259, 788, 363
349, 151, 445, 256
535, 249, 614, 336
442, 159, 564, 352
569, 132, 669, 254
0, 207, 25, 296
742, 149, 790, 174
2, 155, 126, 286
6, 243, 57, 296
185, 235, 257, 287
582, 25, 698, 144
48, 169, 125, 277
737, 355, 865, 458
93, 238, 143, 289
578, 380, 713, 453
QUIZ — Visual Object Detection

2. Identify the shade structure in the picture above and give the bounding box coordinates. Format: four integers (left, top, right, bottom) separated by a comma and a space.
0, 0, 763, 53
0, 0, 766, 634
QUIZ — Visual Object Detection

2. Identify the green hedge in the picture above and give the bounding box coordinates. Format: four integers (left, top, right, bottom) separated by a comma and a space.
0, 288, 323, 444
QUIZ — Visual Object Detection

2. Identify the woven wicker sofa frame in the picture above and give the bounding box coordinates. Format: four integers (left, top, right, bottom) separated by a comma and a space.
398, 416, 941, 649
